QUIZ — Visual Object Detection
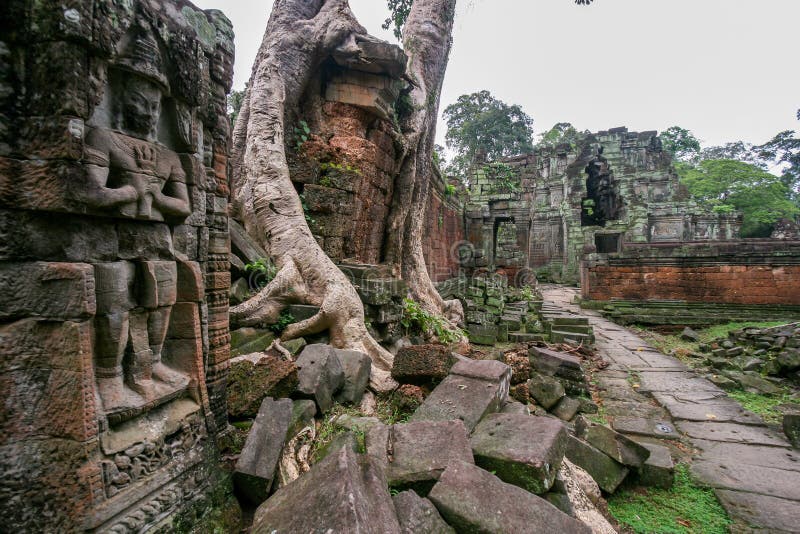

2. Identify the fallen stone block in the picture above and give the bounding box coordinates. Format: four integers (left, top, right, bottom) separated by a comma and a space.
552, 396, 581, 421
680, 327, 699, 342
575, 416, 651, 467
251, 446, 401, 533
294, 344, 344, 413
468, 323, 497, 345
410, 359, 511, 431
334, 349, 371, 404
367, 420, 473, 493
470, 413, 567, 494
783, 412, 800, 448
392, 490, 455, 534
234, 397, 293, 505
501, 400, 530, 415
636, 441, 674, 489
428, 460, 590, 533
530, 346, 582, 375
527, 374, 565, 410
557, 459, 618, 534
227, 353, 298, 419
564, 435, 629, 493
391, 344, 456, 385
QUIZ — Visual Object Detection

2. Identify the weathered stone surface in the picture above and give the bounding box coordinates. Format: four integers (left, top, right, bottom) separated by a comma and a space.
676, 421, 789, 446
334, 349, 371, 404
691, 439, 800, 472
227, 353, 298, 419
636, 441, 674, 489
691, 458, 800, 501
552, 396, 581, 421
652, 392, 764, 425
428, 460, 590, 533
527, 374, 565, 410
390, 384, 426, 412
391, 344, 455, 385
716, 490, 800, 533
234, 398, 293, 505
470, 414, 567, 494
500, 400, 530, 415
680, 327, 699, 342
575, 417, 651, 467
411, 359, 510, 431
392, 490, 455, 534
230, 327, 275, 357
294, 344, 345, 413
0, 262, 96, 320
367, 420, 473, 492
564, 435, 629, 493
252, 447, 401, 533
610, 416, 681, 440
558, 459, 617, 534
529, 346, 582, 375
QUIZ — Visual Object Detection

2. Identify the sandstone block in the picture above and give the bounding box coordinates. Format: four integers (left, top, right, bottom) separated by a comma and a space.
334, 349, 371, 404
392, 491, 454, 534
428, 460, 590, 533
226, 353, 298, 419
564, 435, 629, 493
636, 441, 675, 489
294, 344, 345, 413
234, 397, 293, 505
251, 447, 401, 533
0, 262, 95, 320
391, 344, 455, 385
527, 374, 565, 410
367, 420, 473, 492
574, 416, 651, 467
470, 414, 567, 494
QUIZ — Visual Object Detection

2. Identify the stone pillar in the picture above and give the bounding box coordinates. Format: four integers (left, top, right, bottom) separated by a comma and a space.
0, 1, 235, 531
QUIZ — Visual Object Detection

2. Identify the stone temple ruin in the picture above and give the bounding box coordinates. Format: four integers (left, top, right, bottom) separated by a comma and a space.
1, 0, 800, 532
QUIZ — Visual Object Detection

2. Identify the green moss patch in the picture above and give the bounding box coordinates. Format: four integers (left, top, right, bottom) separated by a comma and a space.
608, 464, 730, 534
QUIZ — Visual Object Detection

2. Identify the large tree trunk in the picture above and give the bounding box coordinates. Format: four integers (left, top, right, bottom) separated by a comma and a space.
230, 0, 460, 391
383, 0, 462, 324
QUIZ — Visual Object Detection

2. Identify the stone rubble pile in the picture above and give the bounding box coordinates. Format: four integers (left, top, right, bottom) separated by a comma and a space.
231, 344, 680, 532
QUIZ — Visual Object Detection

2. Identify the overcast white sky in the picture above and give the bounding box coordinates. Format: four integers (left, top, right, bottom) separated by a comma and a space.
193, 0, 799, 148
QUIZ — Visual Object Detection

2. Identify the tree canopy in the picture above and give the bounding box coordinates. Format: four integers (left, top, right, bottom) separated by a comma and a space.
658, 126, 701, 162
443, 90, 533, 177
682, 159, 798, 237
536, 122, 584, 149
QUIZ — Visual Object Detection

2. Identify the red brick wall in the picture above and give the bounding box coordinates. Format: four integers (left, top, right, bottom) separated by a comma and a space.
424, 187, 464, 282
584, 264, 800, 305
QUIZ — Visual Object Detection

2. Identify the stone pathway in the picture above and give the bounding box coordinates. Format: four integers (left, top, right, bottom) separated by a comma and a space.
541, 285, 800, 533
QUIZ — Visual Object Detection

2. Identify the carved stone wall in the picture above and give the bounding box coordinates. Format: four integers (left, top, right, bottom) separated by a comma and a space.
0, 0, 235, 531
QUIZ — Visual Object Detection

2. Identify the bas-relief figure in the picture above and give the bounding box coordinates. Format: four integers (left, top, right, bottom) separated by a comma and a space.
84, 26, 194, 419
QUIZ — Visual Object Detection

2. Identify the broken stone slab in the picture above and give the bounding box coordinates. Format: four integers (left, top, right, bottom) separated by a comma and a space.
680, 327, 700, 342
529, 346, 582, 375
294, 344, 344, 413
234, 397, 293, 505
251, 446, 401, 533
552, 396, 581, 421
652, 392, 764, 425
334, 349, 371, 405
724, 370, 784, 395
227, 353, 298, 419
575, 416, 651, 467
312, 431, 362, 464
715, 490, 800, 533
527, 374, 565, 410
691, 458, 800, 501
410, 359, 510, 431
610, 417, 681, 440
367, 420, 473, 493
229, 277, 250, 304
467, 323, 497, 345
391, 344, 456, 385
556, 459, 618, 534
281, 337, 306, 356
230, 327, 275, 357
564, 435, 629, 493
501, 400, 530, 415
635, 441, 674, 489
392, 490, 455, 534
470, 413, 568, 494
428, 460, 590, 533
676, 421, 789, 447
229, 218, 268, 264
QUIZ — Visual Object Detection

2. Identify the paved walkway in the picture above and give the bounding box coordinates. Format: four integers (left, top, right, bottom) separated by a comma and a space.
541, 285, 800, 533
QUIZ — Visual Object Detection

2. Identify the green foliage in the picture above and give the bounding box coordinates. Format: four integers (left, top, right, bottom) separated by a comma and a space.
607, 464, 731, 534
681, 159, 799, 237
227, 89, 245, 128
382, 0, 412, 40
727, 390, 795, 424
268, 311, 296, 335
483, 162, 521, 193
298, 193, 315, 225
757, 127, 800, 199
536, 122, 583, 149
444, 183, 457, 196
293, 119, 311, 151
401, 297, 464, 344
244, 258, 277, 289
659, 126, 701, 162
444, 90, 534, 178
319, 161, 361, 175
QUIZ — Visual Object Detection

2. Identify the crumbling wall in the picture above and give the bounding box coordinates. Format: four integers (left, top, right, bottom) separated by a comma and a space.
582, 241, 800, 305
423, 175, 465, 282
0, 0, 236, 530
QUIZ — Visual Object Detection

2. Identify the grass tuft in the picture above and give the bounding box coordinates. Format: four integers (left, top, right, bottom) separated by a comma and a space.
726, 390, 794, 424
607, 464, 730, 534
